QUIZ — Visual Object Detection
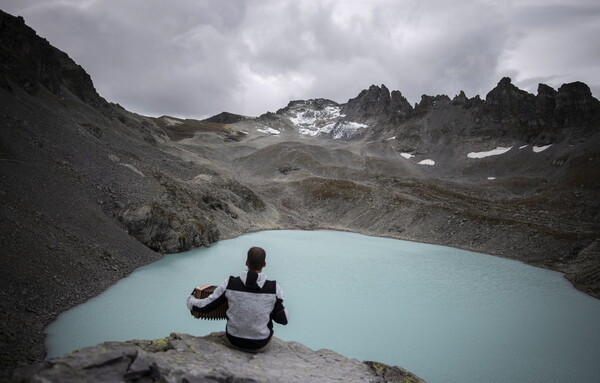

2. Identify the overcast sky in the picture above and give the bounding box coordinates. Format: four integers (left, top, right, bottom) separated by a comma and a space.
2, 0, 599, 119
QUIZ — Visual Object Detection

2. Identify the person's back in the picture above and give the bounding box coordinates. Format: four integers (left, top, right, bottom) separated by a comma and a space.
186, 246, 288, 351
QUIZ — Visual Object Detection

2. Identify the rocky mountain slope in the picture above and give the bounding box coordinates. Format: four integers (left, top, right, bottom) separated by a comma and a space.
1, 9, 599, 381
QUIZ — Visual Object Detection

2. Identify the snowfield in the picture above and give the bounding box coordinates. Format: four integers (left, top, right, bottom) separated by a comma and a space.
332, 121, 369, 139
298, 122, 336, 137
288, 105, 343, 137
467, 146, 513, 158
284, 103, 369, 139
162, 117, 182, 126
467, 144, 552, 157
533, 144, 552, 153
257, 126, 281, 135
288, 105, 342, 126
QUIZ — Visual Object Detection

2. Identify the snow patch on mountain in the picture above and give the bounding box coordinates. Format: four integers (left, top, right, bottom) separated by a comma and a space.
418, 159, 435, 166
533, 144, 552, 153
332, 121, 369, 139
284, 104, 343, 137
467, 146, 513, 159
466, 145, 551, 158
288, 105, 342, 126
257, 125, 281, 135
162, 117, 182, 126
280, 101, 370, 139
298, 122, 337, 137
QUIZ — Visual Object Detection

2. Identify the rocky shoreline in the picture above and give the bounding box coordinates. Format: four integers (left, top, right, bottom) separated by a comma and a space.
10, 332, 426, 383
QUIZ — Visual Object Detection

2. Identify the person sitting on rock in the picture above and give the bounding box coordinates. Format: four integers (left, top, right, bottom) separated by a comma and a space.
186, 246, 288, 351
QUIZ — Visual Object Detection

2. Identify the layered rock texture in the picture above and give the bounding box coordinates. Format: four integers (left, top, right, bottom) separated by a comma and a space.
1, 9, 599, 381
11, 333, 425, 383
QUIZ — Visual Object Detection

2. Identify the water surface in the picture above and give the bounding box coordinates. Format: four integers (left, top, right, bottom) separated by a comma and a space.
46, 230, 600, 383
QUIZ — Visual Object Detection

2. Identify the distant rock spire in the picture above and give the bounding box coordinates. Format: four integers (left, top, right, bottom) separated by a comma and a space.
341, 84, 414, 124
390, 90, 413, 117
452, 91, 468, 104
554, 81, 600, 128
481, 76, 536, 124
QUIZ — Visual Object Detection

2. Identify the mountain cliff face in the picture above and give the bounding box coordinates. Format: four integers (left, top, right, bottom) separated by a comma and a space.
0, 12, 102, 106
1, 9, 599, 381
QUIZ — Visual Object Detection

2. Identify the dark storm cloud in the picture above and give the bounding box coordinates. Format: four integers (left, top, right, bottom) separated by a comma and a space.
1, 0, 599, 118
498, 1, 600, 95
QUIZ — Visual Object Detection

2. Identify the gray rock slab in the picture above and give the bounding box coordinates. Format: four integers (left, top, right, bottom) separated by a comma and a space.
11, 332, 426, 383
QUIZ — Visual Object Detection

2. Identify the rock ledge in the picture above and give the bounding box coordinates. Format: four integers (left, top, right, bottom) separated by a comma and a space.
11, 332, 426, 383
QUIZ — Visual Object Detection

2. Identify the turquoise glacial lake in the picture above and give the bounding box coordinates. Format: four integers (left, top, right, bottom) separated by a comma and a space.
46, 230, 600, 383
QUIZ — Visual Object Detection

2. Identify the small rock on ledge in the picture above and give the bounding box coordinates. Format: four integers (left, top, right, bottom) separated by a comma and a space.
10, 332, 426, 383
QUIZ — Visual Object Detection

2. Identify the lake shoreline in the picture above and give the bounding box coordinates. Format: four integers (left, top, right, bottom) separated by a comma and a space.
6, 223, 596, 381
44, 230, 600, 383
220, 225, 600, 300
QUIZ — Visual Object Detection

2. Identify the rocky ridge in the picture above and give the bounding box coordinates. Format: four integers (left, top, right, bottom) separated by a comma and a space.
11, 333, 426, 383
1, 9, 599, 381
256, 77, 600, 145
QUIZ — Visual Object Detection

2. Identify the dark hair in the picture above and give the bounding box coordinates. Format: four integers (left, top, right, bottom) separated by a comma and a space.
247, 246, 266, 271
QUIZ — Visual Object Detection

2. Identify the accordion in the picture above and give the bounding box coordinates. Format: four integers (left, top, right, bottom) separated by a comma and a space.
190, 284, 228, 320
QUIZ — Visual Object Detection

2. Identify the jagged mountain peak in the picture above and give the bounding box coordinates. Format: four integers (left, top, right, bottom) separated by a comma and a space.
414, 94, 451, 112
451, 90, 469, 104
498, 76, 513, 86
537, 83, 557, 96
485, 76, 535, 103
274, 98, 346, 137
203, 111, 250, 124
277, 97, 340, 113
347, 85, 412, 117
557, 81, 594, 97
247, 76, 600, 144
477, 76, 600, 140
0, 10, 103, 106
359, 84, 391, 99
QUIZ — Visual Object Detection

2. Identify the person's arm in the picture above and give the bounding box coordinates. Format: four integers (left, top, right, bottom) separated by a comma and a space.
271, 283, 288, 325
186, 279, 228, 313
